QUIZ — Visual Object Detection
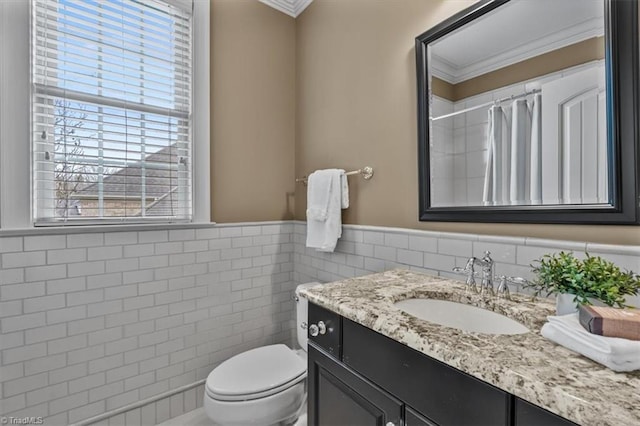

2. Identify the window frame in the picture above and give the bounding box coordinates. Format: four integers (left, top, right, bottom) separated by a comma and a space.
0, 0, 210, 230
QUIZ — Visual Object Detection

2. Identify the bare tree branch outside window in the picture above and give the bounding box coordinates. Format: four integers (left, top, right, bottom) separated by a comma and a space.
53, 99, 116, 218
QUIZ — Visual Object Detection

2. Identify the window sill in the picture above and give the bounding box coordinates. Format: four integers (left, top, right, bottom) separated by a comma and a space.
0, 222, 217, 237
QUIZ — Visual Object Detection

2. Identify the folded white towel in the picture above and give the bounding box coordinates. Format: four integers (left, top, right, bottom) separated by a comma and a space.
306, 169, 348, 252
541, 323, 640, 372
547, 314, 640, 357
541, 314, 640, 372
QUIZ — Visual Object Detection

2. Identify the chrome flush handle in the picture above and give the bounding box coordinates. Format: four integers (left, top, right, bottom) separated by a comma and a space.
317, 321, 326, 335
309, 324, 319, 337
308, 321, 327, 337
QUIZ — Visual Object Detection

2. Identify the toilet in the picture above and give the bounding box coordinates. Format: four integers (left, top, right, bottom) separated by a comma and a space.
203, 282, 319, 426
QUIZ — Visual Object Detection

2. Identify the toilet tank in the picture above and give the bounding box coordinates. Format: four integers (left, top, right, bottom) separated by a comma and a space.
295, 282, 321, 350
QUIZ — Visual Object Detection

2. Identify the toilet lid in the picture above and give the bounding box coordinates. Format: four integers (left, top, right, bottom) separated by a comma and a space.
206, 344, 306, 399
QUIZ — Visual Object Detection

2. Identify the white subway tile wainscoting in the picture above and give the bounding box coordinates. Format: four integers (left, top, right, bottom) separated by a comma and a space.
292, 222, 640, 308
0, 223, 295, 426
0, 221, 638, 425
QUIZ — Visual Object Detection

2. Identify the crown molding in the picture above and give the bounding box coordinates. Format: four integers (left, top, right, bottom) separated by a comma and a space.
258, 0, 313, 18
432, 18, 603, 84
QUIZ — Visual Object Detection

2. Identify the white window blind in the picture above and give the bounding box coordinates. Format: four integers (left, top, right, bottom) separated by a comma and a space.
32, 0, 193, 224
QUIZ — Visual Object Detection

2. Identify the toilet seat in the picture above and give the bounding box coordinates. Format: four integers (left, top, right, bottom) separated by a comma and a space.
206, 344, 307, 402
206, 371, 306, 401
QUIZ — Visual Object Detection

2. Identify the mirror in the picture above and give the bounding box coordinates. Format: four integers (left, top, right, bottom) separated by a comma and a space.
416, 0, 639, 224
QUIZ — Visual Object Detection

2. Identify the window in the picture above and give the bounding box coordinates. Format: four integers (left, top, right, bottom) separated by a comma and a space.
32, 0, 193, 224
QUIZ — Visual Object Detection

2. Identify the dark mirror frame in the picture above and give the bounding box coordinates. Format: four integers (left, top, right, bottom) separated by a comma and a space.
416, 0, 639, 224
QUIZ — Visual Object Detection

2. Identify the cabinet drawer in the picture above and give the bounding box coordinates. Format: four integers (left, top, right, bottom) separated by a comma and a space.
308, 303, 341, 359
343, 318, 510, 426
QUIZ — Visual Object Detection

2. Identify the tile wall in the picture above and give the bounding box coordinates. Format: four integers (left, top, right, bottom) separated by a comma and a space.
430, 97, 455, 207
293, 222, 640, 307
0, 223, 295, 425
1, 220, 638, 425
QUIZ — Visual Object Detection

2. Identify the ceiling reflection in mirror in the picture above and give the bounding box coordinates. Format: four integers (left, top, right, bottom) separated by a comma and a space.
427, 0, 607, 208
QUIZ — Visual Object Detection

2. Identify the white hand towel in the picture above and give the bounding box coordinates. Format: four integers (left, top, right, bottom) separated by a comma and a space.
306, 169, 346, 252
541, 323, 640, 372
547, 314, 640, 357
306, 171, 333, 221
341, 173, 349, 209
541, 314, 640, 372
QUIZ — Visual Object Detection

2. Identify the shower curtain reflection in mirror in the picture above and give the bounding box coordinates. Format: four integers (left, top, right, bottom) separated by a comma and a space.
430, 63, 608, 208
482, 96, 539, 206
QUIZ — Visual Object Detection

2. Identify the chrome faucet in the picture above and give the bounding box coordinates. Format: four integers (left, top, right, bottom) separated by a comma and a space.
476, 251, 495, 295
496, 276, 510, 299
453, 251, 496, 295
452, 251, 528, 301
497, 276, 528, 300
452, 257, 478, 291
462, 257, 477, 290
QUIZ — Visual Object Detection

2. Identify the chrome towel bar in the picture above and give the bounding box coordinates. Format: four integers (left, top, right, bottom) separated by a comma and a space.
295, 166, 374, 186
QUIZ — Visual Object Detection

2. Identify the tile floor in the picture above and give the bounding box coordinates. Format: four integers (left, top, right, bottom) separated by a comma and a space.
156, 407, 308, 426
156, 408, 211, 426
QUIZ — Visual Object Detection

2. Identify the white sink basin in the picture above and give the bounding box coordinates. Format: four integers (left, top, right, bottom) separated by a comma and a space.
394, 298, 529, 335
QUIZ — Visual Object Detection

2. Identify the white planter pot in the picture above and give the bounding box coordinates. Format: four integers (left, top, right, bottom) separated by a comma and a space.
555, 293, 606, 315
556, 293, 578, 315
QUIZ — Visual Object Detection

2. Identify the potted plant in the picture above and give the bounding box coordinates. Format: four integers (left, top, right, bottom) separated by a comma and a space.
527, 251, 640, 315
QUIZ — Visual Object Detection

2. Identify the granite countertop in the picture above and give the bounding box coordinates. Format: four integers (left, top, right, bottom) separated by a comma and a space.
299, 269, 640, 426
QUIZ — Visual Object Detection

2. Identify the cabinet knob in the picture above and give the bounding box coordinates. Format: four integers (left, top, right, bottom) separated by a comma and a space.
309, 321, 327, 337
309, 324, 319, 337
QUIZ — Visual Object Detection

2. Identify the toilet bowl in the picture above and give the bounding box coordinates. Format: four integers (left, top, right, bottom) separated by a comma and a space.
203, 282, 319, 426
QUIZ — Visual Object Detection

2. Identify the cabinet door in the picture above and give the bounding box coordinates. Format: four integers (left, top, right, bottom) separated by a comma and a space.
515, 398, 578, 426
308, 344, 403, 426
406, 407, 439, 426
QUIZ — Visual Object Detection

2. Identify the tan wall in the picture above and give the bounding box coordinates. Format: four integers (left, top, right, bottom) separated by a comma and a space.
431, 76, 455, 101
295, 0, 639, 245
433, 37, 605, 101
455, 37, 605, 100
210, 0, 296, 222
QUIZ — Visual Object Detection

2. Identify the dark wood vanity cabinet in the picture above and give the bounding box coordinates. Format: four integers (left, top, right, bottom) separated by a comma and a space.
307, 302, 577, 426
308, 345, 402, 426
307, 298, 342, 358
405, 407, 438, 426
513, 398, 578, 426
342, 317, 510, 426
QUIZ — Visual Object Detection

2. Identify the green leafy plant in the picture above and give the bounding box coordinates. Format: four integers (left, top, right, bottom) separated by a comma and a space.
526, 251, 640, 308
